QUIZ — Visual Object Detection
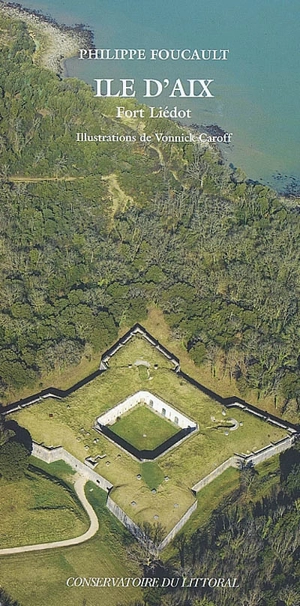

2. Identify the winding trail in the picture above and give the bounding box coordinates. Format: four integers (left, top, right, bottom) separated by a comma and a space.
7, 176, 85, 183
0, 476, 99, 556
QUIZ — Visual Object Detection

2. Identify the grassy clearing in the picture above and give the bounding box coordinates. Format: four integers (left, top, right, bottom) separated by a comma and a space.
11, 335, 288, 533
0, 482, 142, 606
109, 404, 179, 450
138, 365, 149, 380
102, 173, 134, 219
30, 457, 77, 478
108, 334, 175, 369
141, 461, 165, 489
0, 460, 88, 549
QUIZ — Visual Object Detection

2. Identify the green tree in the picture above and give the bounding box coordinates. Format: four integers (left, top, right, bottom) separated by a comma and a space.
0, 587, 22, 606
0, 440, 30, 480
0, 414, 14, 447
189, 342, 206, 366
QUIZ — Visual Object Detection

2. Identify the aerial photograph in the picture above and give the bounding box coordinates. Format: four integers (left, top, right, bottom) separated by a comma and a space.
0, 1, 299, 605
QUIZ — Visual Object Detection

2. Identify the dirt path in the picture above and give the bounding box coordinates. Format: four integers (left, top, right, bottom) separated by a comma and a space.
7, 176, 85, 183
0, 476, 99, 555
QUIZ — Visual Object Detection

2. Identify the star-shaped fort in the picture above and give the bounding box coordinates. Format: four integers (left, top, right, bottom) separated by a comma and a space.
5, 324, 298, 551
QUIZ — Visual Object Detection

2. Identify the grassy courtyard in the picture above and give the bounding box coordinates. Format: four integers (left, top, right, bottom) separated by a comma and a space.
10, 334, 288, 535
109, 404, 180, 450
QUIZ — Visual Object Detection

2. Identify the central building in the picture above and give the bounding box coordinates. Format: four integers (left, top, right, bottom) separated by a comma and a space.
96, 390, 198, 460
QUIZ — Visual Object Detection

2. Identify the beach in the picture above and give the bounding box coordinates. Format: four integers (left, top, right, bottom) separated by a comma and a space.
0, 1, 93, 74
0, 0, 299, 193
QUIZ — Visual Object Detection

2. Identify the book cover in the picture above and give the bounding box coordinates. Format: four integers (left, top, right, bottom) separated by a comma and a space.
0, 2, 299, 606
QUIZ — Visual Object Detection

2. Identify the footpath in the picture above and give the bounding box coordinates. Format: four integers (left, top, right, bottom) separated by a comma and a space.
0, 477, 98, 555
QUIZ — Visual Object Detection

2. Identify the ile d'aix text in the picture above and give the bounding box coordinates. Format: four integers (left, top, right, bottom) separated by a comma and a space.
94, 78, 214, 98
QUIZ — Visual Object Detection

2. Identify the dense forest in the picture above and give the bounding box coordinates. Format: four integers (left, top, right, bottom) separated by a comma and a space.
0, 15, 299, 419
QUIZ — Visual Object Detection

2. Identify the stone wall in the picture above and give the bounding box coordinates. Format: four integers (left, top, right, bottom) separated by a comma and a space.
97, 393, 137, 426
99, 423, 194, 461
106, 495, 142, 540
97, 390, 197, 430
192, 457, 239, 493
192, 435, 297, 493
32, 442, 112, 492
242, 435, 296, 467
227, 401, 298, 433
107, 495, 198, 554
158, 500, 198, 551
32, 433, 297, 556
100, 323, 180, 369
2, 370, 103, 416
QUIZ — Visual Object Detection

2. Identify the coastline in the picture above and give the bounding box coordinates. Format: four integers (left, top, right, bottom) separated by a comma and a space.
0, 1, 93, 74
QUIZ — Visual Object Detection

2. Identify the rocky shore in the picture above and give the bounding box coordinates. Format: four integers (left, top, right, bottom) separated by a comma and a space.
0, 1, 93, 75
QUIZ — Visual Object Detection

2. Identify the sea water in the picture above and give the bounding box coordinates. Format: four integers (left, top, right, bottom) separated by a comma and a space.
9, 0, 300, 191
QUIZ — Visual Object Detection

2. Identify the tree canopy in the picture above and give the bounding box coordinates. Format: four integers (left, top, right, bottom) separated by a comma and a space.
0, 15, 299, 418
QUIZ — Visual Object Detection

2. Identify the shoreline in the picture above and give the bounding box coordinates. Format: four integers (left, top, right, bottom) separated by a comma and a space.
0, 1, 94, 74
0, 3, 299, 198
